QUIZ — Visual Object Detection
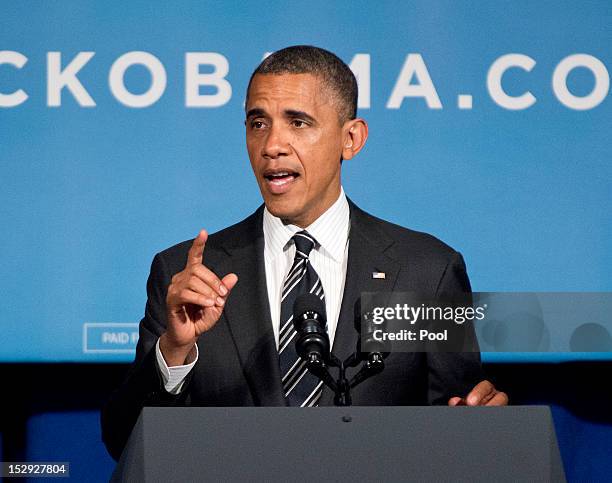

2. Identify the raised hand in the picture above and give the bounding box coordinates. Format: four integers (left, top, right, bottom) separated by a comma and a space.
160, 230, 238, 366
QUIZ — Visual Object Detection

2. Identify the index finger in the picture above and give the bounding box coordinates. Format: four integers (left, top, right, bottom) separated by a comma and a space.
466, 380, 495, 406
187, 229, 208, 267
448, 396, 466, 406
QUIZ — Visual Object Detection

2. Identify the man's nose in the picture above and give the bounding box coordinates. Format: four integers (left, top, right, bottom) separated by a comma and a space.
262, 124, 290, 159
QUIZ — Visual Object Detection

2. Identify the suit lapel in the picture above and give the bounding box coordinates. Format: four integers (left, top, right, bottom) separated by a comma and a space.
216, 200, 401, 407
218, 207, 286, 406
320, 200, 400, 406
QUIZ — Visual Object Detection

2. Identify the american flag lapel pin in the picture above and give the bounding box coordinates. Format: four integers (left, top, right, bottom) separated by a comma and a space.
372, 272, 386, 279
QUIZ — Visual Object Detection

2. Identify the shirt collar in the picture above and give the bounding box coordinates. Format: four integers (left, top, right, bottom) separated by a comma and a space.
263, 187, 350, 263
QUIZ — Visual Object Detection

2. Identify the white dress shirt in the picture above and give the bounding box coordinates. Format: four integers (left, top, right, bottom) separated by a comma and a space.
156, 188, 350, 394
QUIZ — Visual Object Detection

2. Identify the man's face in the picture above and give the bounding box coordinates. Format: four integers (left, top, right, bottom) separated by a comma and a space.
245, 73, 347, 228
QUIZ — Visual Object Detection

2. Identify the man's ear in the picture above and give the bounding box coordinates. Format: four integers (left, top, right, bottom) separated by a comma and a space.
341, 118, 368, 161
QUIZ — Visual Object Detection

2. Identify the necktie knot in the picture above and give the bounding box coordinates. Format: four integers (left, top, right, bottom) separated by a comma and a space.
292, 231, 316, 259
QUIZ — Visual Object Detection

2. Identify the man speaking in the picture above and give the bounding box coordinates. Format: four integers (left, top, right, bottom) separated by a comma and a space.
102, 45, 507, 460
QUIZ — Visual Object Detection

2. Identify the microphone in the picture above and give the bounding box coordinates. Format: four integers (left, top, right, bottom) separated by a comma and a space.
353, 299, 388, 362
349, 300, 387, 385
292, 293, 330, 363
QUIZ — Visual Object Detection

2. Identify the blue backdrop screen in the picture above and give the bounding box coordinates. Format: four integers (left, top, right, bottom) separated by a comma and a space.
1, 1, 610, 362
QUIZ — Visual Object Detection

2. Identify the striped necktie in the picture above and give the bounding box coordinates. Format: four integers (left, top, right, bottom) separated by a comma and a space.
278, 230, 326, 407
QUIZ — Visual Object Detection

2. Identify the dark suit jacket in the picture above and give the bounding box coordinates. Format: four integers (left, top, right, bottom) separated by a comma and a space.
101, 200, 484, 460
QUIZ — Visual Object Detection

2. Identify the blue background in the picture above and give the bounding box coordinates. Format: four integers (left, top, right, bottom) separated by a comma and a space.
1, 1, 610, 362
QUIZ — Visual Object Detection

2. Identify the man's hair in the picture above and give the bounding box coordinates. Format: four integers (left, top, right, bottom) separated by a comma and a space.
246, 45, 358, 123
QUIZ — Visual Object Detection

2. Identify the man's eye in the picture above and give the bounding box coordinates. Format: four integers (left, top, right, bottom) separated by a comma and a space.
251, 120, 265, 129
291, 120, 307, 128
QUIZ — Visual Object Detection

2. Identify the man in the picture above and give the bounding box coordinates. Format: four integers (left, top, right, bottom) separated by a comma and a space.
102, 45, 507, 461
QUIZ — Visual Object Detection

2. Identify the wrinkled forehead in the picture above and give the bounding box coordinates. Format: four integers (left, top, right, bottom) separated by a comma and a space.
246, 73, 336, 113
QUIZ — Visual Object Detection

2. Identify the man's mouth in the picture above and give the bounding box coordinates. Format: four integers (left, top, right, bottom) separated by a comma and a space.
263, 169, 300, 194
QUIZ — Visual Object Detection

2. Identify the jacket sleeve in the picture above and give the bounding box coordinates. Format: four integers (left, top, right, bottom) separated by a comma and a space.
426, 251, 485, 405
101, 252, 193, 461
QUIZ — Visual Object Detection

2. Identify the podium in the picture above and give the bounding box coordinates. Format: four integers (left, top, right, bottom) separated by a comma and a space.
112, 406, 565, 482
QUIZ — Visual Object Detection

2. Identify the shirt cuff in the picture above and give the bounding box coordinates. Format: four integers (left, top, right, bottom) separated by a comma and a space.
155, 338, 198, 394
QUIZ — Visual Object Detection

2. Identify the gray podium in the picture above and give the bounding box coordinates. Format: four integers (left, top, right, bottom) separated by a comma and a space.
112, 406, 565, 482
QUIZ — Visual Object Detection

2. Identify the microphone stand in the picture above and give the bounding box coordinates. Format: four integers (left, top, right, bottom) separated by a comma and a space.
294, 296, 386, 406
304, 351, 385, 407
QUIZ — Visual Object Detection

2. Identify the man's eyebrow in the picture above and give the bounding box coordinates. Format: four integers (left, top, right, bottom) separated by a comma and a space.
284, 110, 317, 123
246, 108, 266, 119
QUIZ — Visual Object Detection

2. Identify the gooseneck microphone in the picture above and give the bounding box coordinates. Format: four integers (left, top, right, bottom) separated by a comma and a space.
292, 293, 330, 363
353, 300, 388, 366
292, 295, 388, 406
346, 301, 387, 388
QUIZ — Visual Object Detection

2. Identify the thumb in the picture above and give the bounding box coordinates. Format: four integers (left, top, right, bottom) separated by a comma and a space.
221, 273, 239, 292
